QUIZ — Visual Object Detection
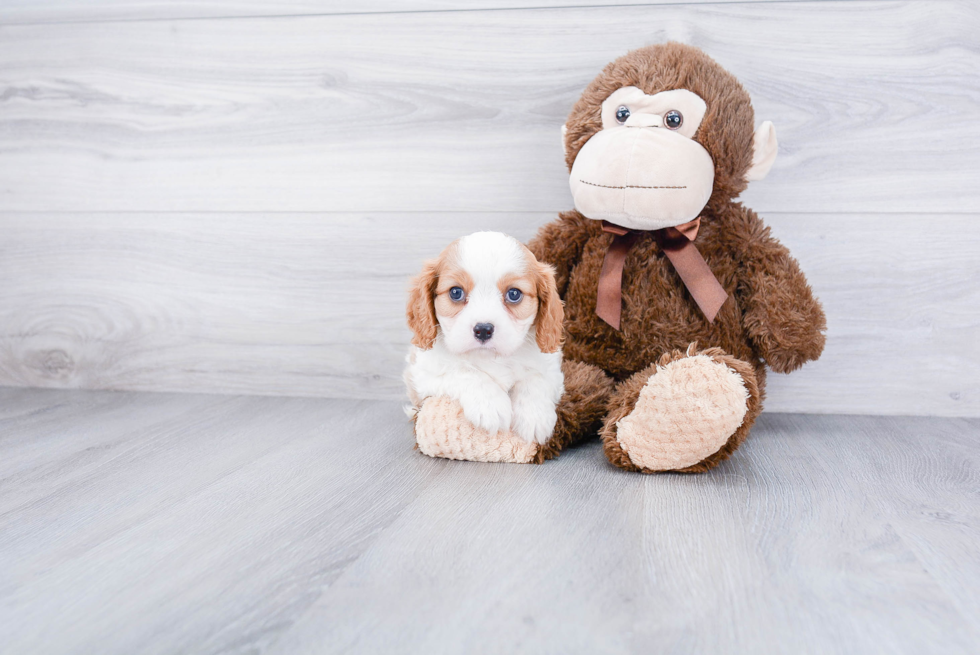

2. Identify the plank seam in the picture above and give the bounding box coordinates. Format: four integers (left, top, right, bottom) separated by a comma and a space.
0, 0, 875, 27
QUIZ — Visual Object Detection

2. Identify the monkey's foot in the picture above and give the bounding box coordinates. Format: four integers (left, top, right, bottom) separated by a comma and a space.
602, 347, 759, 473
414, 396, 539, 464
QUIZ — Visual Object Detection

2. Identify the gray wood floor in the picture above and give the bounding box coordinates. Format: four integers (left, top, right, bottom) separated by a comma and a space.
1, 387, 978, 654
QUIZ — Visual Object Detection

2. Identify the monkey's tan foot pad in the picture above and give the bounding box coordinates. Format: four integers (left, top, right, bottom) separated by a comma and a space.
414, 396, 539, 464
615, 355, 749, 471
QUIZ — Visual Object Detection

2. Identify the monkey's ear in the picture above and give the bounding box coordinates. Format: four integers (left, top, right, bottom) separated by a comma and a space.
745, 121, 778, 182
561, 124, 568, 157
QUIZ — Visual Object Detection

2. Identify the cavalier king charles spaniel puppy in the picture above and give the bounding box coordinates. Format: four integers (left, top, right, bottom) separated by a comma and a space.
404, 231, 565, 444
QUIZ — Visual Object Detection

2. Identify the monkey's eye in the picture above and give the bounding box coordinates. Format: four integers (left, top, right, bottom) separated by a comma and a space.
615, 105, 631, 124
664, 110, 683, 130
505, 288, 523, 303
448, 287, 465, 302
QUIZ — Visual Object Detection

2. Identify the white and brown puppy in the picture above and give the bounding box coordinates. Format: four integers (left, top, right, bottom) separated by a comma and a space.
404, 231, 565, 444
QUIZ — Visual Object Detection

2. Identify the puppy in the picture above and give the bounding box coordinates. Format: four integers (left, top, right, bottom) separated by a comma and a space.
404, 231, 565, 444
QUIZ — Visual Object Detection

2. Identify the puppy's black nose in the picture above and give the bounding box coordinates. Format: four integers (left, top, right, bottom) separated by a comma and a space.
474, 323, 494, 342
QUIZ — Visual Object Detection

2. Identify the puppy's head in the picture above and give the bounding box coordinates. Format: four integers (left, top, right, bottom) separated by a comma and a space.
407, 231, 563, 356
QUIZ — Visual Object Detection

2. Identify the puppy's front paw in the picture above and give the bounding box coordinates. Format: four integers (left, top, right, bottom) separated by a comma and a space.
511, 400, 558, 445
459, 390, 512, 436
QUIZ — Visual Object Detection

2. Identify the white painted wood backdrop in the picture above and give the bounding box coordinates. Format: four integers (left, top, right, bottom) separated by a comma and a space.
0, 0, 977, 416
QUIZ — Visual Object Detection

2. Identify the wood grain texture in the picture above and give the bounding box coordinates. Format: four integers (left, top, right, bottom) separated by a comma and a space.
1, 1, 976, 416
277, 411, 980, 655
0, 0, 848, 25
1, 389, 978, 654
1, 211, 976, 417
0, 1, 976, 214
0, 390, 446, 655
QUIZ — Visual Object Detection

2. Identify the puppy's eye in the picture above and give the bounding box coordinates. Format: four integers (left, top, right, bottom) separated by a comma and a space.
664, 110, 683, 130
615, 105, 630, 124
448, 286, 465, 302
505, 288, 523, 303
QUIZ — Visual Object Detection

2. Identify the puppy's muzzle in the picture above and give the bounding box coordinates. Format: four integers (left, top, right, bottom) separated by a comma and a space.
473, 323, 494, 343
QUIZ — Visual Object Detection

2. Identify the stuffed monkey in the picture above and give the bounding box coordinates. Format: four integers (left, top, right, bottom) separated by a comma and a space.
414, 42, 826, 472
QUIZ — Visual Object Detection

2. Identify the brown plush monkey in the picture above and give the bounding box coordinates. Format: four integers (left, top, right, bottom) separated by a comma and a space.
413, 42, 826, 473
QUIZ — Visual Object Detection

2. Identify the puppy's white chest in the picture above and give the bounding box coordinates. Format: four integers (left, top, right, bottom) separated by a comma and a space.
469, 358, 520, 393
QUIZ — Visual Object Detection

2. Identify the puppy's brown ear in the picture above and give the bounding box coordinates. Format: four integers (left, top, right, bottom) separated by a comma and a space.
407, 259, 439, 350
534, 261, 565, 353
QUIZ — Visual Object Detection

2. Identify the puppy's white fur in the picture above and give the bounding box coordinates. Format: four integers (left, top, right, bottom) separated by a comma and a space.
404, 232, 564, 444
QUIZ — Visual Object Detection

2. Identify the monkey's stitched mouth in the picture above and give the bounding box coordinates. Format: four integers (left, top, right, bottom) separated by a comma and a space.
579, 180, 687, 190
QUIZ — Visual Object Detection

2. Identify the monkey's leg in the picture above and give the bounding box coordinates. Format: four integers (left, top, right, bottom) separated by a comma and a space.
534, 359, 615, 463
414, 397, 540, 464
412, 359, 614, 464
600, 345, 763, 473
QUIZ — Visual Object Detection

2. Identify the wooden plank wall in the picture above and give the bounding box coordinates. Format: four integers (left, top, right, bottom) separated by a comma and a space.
0, 0, 977, 416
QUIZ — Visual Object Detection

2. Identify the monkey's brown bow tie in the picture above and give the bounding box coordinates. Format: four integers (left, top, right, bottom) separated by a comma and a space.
596, 218, 729, 330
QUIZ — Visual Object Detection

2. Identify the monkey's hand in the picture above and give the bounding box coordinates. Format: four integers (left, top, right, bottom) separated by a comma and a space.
741, 245, 826, 374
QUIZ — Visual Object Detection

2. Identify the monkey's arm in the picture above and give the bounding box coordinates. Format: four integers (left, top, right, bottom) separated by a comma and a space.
527, 211, 592, 298
734, 211, 826, 374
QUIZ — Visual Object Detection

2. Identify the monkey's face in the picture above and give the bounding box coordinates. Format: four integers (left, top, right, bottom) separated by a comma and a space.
569, 87, 714, 231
